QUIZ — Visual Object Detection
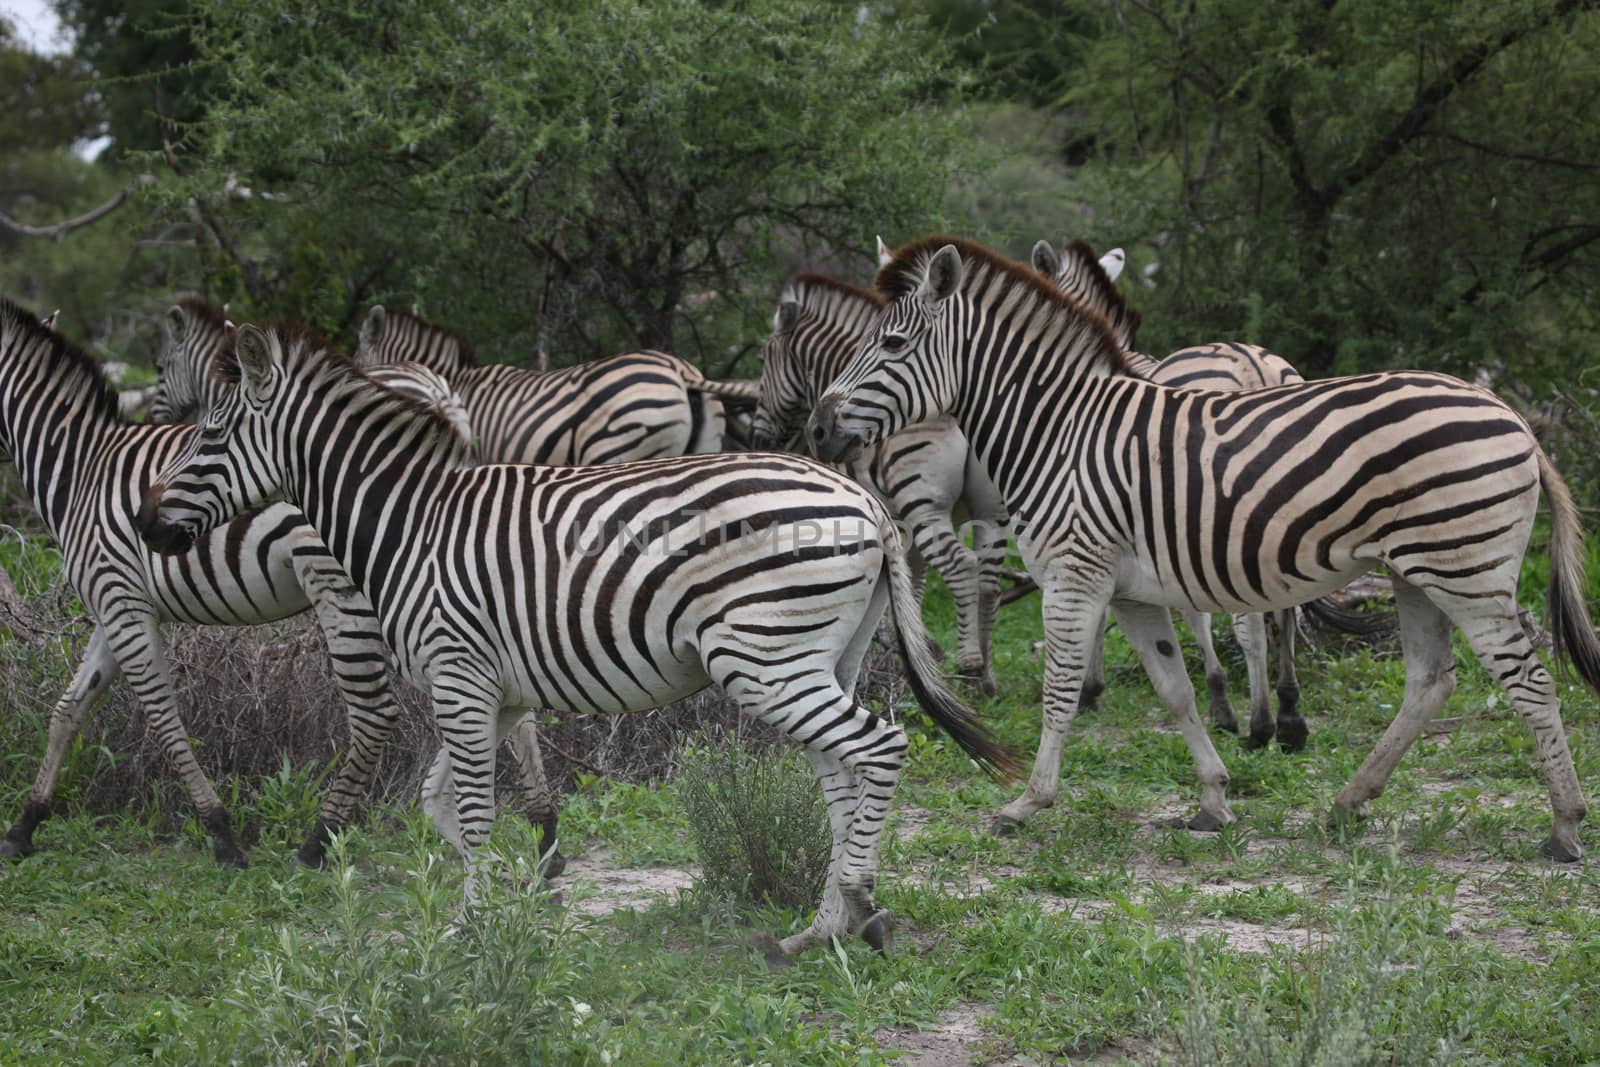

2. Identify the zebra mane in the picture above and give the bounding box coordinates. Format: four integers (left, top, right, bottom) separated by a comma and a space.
208, 318, 333, 387
1052, 240, 1142, 351
378, 306, 479, 368
875, 235, 1141, 377
176, 295, 230, 333
251, 321, 470, 451
782, 272, 886, 316
0, 295, 125, 424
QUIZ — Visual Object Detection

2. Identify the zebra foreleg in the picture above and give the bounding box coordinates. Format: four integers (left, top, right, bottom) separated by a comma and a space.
1113, 600, 1235, 831
119, 612, 248, 866
1181, 610, 1238, 735
995, 579, 1106, 831
1332, 579, 1454, 825
1, 627, 119, 859
1231, 612, 1274, 748
427, 669, 505, 905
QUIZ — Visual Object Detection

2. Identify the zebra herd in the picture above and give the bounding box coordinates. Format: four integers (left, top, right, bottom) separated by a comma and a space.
2, 231, 1597, 959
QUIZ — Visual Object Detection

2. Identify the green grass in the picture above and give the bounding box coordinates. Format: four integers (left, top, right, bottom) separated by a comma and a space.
2, 566, 1599, 1065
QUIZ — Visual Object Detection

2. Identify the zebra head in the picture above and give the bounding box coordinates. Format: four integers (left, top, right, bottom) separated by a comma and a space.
1030, 239, 1141, 352
749, 298, 806, 450
150, 299, 232, 425
807, 241, 964, 463
138, 324, 285, 555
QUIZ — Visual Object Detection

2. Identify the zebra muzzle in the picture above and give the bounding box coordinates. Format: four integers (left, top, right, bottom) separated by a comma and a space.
806, 398, 864, 463
135, 483, 197, 556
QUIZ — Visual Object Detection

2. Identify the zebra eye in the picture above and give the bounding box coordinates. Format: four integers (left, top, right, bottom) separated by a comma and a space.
881, 333, 909, 353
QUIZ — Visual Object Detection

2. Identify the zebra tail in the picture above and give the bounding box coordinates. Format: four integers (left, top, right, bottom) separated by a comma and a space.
1538, 445, 1600, 694
882, 517, 1020, 781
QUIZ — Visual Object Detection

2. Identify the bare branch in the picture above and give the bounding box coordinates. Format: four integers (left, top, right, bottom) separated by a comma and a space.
0, 175, 156, 241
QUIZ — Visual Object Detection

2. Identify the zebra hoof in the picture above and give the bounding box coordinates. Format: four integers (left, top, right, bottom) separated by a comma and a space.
748, 930, 795, 970
1077, 680, 1105, 713
956, 669, 997, 697
1277, 722, 1309, 753
1326, 803, 1365, 832
539, 849, 568, 880
1241, 730, 1273, 751
213, 843, 250, 869
294, 843, 329, 870
991, 814, 1024, 837
0, 837, 35, 860
1541, 833, 1583, 864
1186, 810, 1228, 833
860, 910, 895, 955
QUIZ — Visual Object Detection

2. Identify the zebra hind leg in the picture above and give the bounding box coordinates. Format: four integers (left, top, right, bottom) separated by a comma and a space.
1452, 599, 1586, 861
1113, 600, 1234, 831
1272, 608, 1308, 752
504, 714, 565, 879
908, 509, 994, 694
1, 627, 120, 859
1332, 579, 1455, 826
289, 548, 405, 868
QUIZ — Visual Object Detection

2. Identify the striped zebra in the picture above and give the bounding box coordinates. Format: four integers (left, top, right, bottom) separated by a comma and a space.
751, 272, 1009, 692
1032, 238, 1309, 750
148, 298, 563, 871
0, 297, 474, 869
136, 320, 1014, 955
354, 305, 758, 464
809, 236, 1600, 859
153, 299, 474, 450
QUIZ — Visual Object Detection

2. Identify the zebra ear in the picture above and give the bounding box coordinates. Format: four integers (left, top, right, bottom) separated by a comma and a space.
1030, 239, 1060, 279
917, 244, 963, 311
359, 305, 387, 352
41, 309, 59, 331
234, 323, 274, 393
773, 300, 801, 336
876, 235, 894, 268
1098, 248, 1126, 283
163, 305, 186, 342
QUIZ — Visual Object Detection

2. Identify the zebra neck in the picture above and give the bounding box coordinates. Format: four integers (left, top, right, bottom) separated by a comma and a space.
950, 316, 1126, 527
284, 402, 457, 623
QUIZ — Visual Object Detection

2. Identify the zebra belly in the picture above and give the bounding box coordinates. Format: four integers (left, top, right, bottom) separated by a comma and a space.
1113, 552, 1367, 615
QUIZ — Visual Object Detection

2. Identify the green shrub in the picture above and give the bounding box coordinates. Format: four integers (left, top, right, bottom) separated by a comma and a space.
677, 735, 832, 910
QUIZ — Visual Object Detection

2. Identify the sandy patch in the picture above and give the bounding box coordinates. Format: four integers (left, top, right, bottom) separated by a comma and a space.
561, 849, 698, 918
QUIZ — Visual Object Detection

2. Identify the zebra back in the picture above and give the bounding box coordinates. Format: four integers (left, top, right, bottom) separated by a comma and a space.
355, 305, 475, 379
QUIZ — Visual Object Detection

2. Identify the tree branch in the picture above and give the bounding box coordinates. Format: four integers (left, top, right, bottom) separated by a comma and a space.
0, 175, 155, 241
1327, 0, 1599, 202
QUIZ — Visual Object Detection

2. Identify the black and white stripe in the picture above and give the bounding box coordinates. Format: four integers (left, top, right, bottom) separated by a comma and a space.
139, 321, 1014, 956
0, 297, 434, 868
752, 273, 1009, 692
811, 236, 1600, 859
1035, 238, 1308, 748
355, 305, 758, 464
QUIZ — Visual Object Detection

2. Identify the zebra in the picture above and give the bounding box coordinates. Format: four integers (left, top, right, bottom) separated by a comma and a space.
809, 235, 1600, 860
0, 296, 488, 869
136, 320, 1015, 956
751, 272, 1009, 692
147, 298, 565, 871
354, 304, 759, 464
153, 299, 474, 449
1031, 238, 1310, 750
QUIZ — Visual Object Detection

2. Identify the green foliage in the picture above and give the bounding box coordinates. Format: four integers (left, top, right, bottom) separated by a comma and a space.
1064, 0, 1600, 385
678, 734, 832, 909
163, 0, 974, 362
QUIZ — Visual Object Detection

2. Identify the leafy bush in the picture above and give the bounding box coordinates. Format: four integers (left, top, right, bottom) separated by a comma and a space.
677, 734, 832, 910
